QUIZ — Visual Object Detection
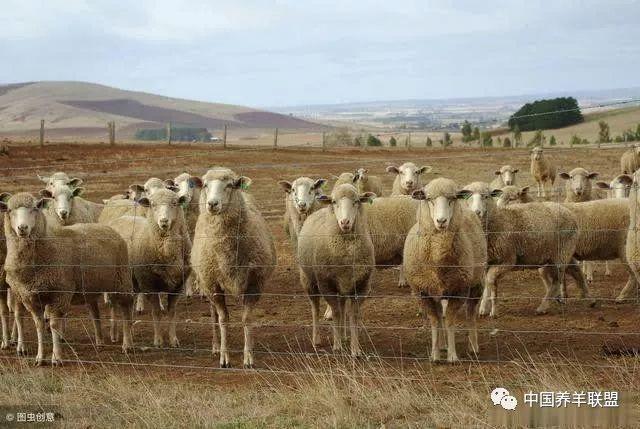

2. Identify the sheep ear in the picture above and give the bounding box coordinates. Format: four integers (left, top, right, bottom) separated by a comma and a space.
595, 181, 611, 190
0, 192, 11, 202
587, 172, 599, 180
411, 190, 426, 200
233, 176, 252, 190
494, 170, 501, 176
312, 179, 327, 190
137, 197, 150, 208
67, 178, 83, 187
189, 176, 203, 189
618, 175, 633, 186
520, 186, 530, 195
352, 174, 359, 183
490, 189, 503, 198
36, 198, 50, 210
178, 195, 189, 208
0, 202, 7, 212
72, 187, 84, 197
129, 184, 145, 194
513, 169, 519, 173
456, 190, 473, 200
359, 192, 376, 204
417, 166, 432, 175
278, 181, 293, 193
316, 194, 332, 205
37, 174, 50, 183
39, 189, 53, 198
559, 172, 570, 180
386, 166, 400, 175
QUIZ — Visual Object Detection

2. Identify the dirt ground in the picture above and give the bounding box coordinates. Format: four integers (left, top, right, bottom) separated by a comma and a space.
0, 142, 638, 398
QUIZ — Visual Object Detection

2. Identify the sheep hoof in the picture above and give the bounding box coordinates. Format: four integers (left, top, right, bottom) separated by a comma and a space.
220, 362, 232, 369
535, 308, 548, 315
243, 363, 255, 369
588, 299, 597, 308
0, 341, 8, 350
51, 358, 63, 367
16, 348, 26, 357
169, 338, 180, 348
34, 358, 44, 367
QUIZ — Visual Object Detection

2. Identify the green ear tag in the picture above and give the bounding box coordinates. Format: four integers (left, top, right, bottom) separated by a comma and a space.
368, 197, 374, 204
321, 182, 328, 190
463, 194, 472, 200
181, 202, 189, 210
241, 182, 250, 191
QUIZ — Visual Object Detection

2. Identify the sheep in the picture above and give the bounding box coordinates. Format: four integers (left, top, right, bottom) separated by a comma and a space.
108, 188, 191, 347
558, 168, 602, 202
173, 173, 203, 238
1, 193, 134, 365
620, 146, 640, 174
530, 147, 556, 198
495, 186, 533, 207
38, 172, 82, 192
463, 182, 584, 316
191, 167, 276, 368
332, 172, 355, 190
625, 172, 640, 298
353, 168, 384, 196
0, 193, 9, 350
403, 178, 486, 362
297, 184, 376, 355
39, 186, 103, 226
278, 177, 327, 247
490, 165, 519, 190
386, 162, 432, 195
596, 175, 632, 199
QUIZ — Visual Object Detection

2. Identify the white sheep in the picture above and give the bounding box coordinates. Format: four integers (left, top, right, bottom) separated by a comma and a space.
495, 186, 533, 207
464, 182, 583, 316
403, 178, 486, 362
297, 184, 376, 355
278, 177, 327, 247
1, 193, 134, 365
620, 146, 640, 174
172, 173, 203, 238
191, 167, 276, 368
108, 189, 191, 347
490, 165, 519, 190
558, 168, 602, 202
386, 162, 432, 195
353, 168, 384, 196
40, 186, 103, 226
0, 193, 9, 350
530, 147, 556, 198
332, 172, 355, 191
625, 172, 640, 297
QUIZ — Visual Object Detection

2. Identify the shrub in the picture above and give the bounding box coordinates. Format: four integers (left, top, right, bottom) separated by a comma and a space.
527, 130, 545, 147
366, 134, 382, 147
598, 121, 611, 143
508, 97, 583, 131
389, 136, 397, 147
503, 137, 512, 148
481, 131, 493, 147
549, 135, 557, 146
442, 132, 452, 147
325, 128, 353, 146
425, 137, 432, 147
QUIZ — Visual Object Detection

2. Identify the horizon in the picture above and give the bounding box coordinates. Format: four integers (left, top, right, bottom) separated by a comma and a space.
2, 1, 639, 107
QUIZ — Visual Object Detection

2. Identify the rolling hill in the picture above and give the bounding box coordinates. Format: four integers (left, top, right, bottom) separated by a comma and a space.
0, 81, 321, 140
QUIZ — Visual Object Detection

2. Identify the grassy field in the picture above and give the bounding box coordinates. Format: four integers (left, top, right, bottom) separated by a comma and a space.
0, 143, 638, 427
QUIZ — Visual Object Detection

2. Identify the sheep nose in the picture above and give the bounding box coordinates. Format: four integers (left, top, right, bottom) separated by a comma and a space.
59, 209, 69, 219
297, 202, 307, 210
339, 219, 351, 228
208, 201, 219, 211
406, 180, 414, 187
159, 218, 170, 228
474, 209, 483, 217
18, 224, 28, 232
436, 218, 447, 226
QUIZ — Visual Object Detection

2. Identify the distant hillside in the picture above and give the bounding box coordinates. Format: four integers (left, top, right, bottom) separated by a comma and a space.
0, 81, 320, 140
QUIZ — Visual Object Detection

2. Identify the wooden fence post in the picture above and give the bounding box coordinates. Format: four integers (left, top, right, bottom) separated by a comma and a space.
273, 128, 278, 150
39, 119, 45, 147
322, 131, 326, 152
223, 124, 227, 149
167, 122, 172, 145
108, 121, 116, 146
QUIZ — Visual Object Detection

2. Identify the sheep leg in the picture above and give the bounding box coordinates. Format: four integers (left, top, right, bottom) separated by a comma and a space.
13, 299, 25, 356
397, 265, 408, 288
242, 303, 255, 368
87, 300, 104, 346
109, 305, 119, 344
308, 293, 322, 348
324, 294, 343, 353
349, 298, 363, 358
465, 296, 480, 357
212, 292, 230, 368
323, 305, 333, 321
482, 265, 510, 318
209, 303, 219, 355
135, 293, 145, 314
184, 274, 194, 298
442, 299, 462, 363
537, 266, 562, 314
23, 301, 45, 366
420, 297, 443, 362
605, 261, 612, 276
0, 290, 8, 349
118, 296, 134, 353
536, 181, 542, 198
167, 292, 180, 348
150, 294, 164, 347
616, 264, 639, 302
49, 312, 63, 366
566, 259, 595, 306
6, 288, 12, 314
583, 261, 594, 285
340, 296, 348, 342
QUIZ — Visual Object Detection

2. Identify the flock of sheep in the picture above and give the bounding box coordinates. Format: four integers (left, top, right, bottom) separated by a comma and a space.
1, 145, 640, 367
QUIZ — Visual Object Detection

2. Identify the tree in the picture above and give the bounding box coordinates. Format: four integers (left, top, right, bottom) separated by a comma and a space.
325, 127, 353, 147
366, 134, 382, 146
623, 129, 637, 142
549, 135, 557, 146
480, 131, 493, 147
598, 121, 611, 143
508, 97, 583, 131
442, 132, 452, 147
389, 136, 397, 147
570, 134, 582, 146
513, 124, 522, 147
353, 135, 363, 147
503, 136, 512, 148
636, 123, 640, 140
528, 130, 545, 147
461, 120, 473, 142
426, 136, 433, 147
472, 127, 480, 144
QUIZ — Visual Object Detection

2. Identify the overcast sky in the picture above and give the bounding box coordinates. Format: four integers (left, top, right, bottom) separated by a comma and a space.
1, 0, 639, 107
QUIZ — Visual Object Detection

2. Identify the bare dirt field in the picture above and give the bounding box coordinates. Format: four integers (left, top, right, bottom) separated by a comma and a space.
0, 143, 638, 427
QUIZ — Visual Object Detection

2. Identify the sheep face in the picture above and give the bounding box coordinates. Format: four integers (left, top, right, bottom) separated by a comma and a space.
202, 172, 251, 215
317, 184, 374, 233
495, 165, 518, 186
559, 168, 598, 197
468, 188, 502, 218
531, 147, 544, 161
39, 186, 83, 222
354, 168, 368, 183
38, 172, 82, 193
596, 175, 632, 199
387, 163, 432, 193
496, 186, 530, 207
0, 193, 48, 238
137, 189, 188, 233
174, 173, 203, 204
412, 179, 470, 231
279, 177, 326, 214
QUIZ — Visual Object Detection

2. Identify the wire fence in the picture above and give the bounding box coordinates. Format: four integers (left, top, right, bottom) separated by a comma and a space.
0, 105, 639, 378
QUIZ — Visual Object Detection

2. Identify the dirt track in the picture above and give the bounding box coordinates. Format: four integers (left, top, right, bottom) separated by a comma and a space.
0, 142, 638, 388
